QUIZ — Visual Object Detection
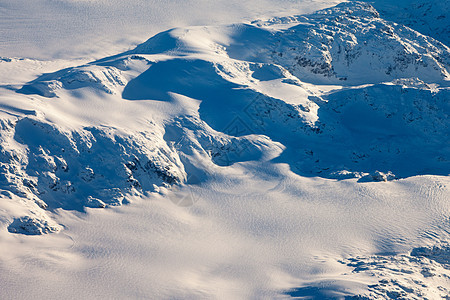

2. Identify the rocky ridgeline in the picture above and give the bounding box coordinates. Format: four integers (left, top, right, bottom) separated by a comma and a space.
244, 2, 450, 84
1, 112, 280, 234
3, 1, 449, 234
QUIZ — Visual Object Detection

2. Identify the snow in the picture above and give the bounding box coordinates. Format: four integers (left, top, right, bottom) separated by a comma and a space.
0, 1, 449, 298
0, 0, 344, 60
0, 175, 449, 298
371, 0, 450, 46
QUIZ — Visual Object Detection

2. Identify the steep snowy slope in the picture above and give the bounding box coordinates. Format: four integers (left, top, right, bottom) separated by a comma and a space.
0, 1, 449, 299
371, 0, 450, 46
0, 0, 448, 234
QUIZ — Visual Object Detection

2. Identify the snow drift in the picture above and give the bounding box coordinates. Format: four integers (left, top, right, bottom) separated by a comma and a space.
0, 1, 449, 299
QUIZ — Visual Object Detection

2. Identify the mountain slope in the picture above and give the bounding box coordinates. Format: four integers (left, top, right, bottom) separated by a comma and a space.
371, 0, 450, 46
0, 1, 447, 235
0, 2, 449, 298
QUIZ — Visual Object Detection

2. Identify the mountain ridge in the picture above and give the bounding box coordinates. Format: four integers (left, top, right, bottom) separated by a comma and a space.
1, 1, 448, 236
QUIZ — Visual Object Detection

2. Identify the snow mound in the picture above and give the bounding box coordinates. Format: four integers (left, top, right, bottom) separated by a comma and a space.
8, 215, 61, 235
164, 115, 284, 168
18, 65, 127, 97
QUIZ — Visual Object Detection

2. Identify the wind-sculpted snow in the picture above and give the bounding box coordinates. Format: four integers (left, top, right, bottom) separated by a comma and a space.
121, 59, 449, 180
5, 2, 449, 236
122, 59, 319, 135
1, 1, 450, 299
163, 115, 284, 169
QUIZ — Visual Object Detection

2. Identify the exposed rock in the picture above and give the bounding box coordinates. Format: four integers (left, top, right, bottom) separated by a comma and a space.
7, 216, 61, 235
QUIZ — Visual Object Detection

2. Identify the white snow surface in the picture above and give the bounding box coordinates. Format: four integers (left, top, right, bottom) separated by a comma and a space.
0, 0, 344, 60
0, 1, 449, 299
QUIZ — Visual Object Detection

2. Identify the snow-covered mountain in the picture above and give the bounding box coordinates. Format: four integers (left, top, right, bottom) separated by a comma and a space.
0, 1, 449, 299
3, 1, 448, 233
371, 0, 450, 46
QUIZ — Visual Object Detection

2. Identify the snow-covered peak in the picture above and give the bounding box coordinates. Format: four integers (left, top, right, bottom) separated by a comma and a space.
1, 2, 449, 244
242, 1, 450, 85
309, 1, 380, 19
1, 2, 450, 298
127, 1, 450, 85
